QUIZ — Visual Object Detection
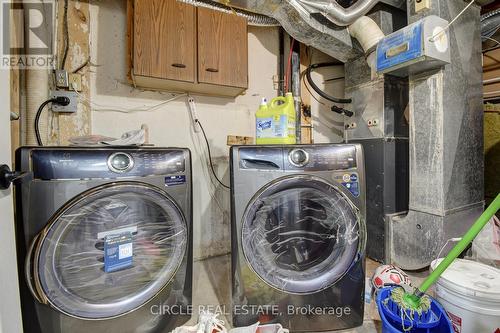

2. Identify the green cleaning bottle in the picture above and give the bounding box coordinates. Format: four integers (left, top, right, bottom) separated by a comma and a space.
256, 93, 296, 145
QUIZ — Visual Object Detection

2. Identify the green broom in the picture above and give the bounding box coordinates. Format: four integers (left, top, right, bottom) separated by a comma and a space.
392, 193, 500, 316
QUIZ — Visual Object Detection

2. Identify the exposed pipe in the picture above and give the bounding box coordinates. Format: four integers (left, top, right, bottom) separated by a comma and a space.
24, 0, 50, 145
278, 28, 285, 96
305, 63, 352, 104
291, 40, 301, 143
298, 0, 378, 26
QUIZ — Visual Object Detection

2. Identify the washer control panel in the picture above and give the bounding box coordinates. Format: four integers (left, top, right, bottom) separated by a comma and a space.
238, 145, 357, 171
285, 145, 357, 171
32, 149, 187, 180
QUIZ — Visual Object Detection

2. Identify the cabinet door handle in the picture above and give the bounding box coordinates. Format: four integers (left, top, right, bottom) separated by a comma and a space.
171, 63, 186, 68
205, 68, 219, 73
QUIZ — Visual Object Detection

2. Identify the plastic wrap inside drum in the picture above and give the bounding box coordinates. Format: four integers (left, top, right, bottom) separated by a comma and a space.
35, 183, 187, 319
242, 181, 360, 294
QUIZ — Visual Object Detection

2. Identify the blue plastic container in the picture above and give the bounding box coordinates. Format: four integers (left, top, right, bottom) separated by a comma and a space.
376, 287, 453, 333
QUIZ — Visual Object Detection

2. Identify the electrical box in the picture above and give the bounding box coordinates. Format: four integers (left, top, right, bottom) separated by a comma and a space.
415, 0, 431, 12
376, 16, 450, 76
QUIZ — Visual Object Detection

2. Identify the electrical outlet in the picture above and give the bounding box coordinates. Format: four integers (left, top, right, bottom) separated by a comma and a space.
415, 0, 430, 12
51, 90, 78, 113
68, 73, 82, 91
55, 70, 69, 88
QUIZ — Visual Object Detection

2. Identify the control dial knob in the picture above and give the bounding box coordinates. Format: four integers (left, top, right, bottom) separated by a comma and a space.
108, 152, 134, 173
289, 149, 309, 167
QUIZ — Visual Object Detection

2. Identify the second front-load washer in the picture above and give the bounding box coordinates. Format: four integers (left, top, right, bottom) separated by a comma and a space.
230, 144, 366, 332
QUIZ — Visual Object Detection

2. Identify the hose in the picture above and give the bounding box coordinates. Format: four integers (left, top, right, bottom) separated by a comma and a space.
305, 63, 352, 104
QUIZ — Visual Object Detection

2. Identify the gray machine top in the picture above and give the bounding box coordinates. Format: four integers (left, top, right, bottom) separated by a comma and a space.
237, 145, 358, 172
28, 148, 187, 180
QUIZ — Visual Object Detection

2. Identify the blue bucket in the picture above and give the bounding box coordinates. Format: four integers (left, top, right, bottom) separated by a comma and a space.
376, 287, 453, 333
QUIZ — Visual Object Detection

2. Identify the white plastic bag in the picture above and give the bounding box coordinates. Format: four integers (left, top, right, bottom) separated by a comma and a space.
471, 215, 500, 268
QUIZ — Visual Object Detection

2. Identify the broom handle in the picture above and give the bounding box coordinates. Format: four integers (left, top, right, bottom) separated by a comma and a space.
417, 193, 500, 294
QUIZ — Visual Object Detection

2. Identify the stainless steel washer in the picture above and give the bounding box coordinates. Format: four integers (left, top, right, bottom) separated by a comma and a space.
230, 144, 366, 332
15, 147, 192, 333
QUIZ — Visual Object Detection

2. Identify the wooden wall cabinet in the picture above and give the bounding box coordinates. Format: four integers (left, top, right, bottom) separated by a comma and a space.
128, 0, 248, 97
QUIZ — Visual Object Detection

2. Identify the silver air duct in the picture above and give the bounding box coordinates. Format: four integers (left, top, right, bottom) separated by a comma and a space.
298, 0, 378, 26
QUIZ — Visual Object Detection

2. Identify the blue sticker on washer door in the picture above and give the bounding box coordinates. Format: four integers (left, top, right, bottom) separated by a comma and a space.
104, 232, 133, 273
165, 175, 186, 186
342, 181, 360, 197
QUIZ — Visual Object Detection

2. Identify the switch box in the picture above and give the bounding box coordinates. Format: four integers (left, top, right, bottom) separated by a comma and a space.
68, 73, 82, 91
415, 0, 431, 12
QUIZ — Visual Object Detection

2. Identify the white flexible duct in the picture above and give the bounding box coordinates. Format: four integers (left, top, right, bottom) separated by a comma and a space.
348, 16, 385, 53
348, 16, 384, 75
298, 0, 379, 26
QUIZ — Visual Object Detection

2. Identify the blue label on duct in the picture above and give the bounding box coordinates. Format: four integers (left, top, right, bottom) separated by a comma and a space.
342, 181, 360, 197
104, 232, 133, 273
376, 21, 423, 72
165, 175, 186, 186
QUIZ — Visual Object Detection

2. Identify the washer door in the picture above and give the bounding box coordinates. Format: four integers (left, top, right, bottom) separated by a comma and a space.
242, 175, 362, 294
30, 182, 187, 319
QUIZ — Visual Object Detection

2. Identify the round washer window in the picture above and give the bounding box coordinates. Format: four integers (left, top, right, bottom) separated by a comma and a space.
33, 182, 187, 319
242, 175, 361, 294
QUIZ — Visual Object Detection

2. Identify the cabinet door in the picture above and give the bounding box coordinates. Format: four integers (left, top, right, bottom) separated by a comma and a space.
133, 0, 195, 82
197, 8, 248, 88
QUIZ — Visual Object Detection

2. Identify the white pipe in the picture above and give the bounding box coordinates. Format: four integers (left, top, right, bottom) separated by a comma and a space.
24, 0, 51, 145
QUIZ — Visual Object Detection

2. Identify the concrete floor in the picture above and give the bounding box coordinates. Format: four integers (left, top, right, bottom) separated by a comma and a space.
187, 254, 429, 333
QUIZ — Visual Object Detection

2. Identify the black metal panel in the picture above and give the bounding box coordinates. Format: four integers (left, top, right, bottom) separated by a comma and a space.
352, 138, 409, 262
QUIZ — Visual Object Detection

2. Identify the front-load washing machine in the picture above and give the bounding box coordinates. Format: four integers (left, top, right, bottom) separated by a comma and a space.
14, 147, 192, 333
230, 144, 366, 331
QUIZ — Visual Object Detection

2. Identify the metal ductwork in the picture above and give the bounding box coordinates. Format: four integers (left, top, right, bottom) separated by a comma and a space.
182, 0, 405, 61
297, 0, 378, 26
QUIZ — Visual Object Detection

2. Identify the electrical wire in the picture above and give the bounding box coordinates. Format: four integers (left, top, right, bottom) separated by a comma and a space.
302, 72, 325, 106
429, 0, 475, 42
483, 44, 500, 53
71, 84, 187, 112
35, 97, 70, 146
195, 119, 230, 190
305, 63, 352, 104
483, 36, 500, 46
60, 0, 69, 70
35, 99, 55, 146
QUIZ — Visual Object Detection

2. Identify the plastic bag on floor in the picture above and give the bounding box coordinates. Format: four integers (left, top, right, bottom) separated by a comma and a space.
470, 215, 500, 268
171, 312, 227, 333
